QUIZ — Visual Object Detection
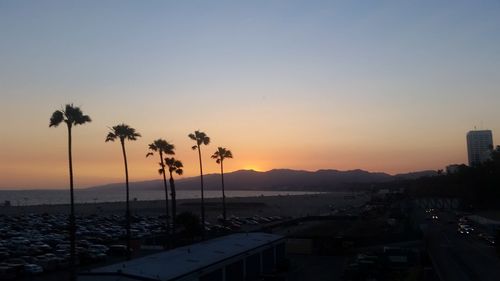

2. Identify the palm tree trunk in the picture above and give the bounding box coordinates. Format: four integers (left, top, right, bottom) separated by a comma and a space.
221, 160, 226, 221
197, 146, 205, 237
121, 140, 131, 260
159, 153, 170, 243
67, 125, 76, 281
169, 172, 176, 243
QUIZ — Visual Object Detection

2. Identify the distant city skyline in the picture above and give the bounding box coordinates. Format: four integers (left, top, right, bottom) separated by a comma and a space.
1, 1, 500, 188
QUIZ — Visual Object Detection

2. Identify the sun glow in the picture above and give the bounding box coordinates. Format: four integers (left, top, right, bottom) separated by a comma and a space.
242, 165, 262, 172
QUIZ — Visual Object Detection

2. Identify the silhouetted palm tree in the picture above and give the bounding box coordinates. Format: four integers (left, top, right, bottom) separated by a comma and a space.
164, 157, 183, 236
211, 147, 233, 221
146, 139, 175, 237
188, 131, 210, 234
49, 104, 91, 280
105, 124, 141, 260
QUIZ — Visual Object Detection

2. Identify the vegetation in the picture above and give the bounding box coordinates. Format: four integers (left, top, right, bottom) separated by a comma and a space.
48, 104, 241, 249
400, 146, 500, 209
175, 212, 202, 241
49, 104, 91, 280
146, 139, 175, 237
211, 147, 233, 221
164, 157, 183, 236
188, 130, 210, 234
105, 123, 141, 259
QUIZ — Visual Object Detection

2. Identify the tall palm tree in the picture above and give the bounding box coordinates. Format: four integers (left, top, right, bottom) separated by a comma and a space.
49, 104, 91, 280
105, 124, 141, 260
188, 130, 210, 234
211, 147, 233, 221
164, 157, 183, 236
146, 139, 175, 237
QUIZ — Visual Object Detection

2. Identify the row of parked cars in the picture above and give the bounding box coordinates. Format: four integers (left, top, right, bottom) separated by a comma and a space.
209, 215, 284, 232
0, 213, 170, 280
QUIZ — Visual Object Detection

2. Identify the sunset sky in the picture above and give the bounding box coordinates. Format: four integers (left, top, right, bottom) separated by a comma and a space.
1, 1, 500, 189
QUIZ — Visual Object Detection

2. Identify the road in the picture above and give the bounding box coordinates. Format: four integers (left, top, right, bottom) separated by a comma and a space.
421, 211, 500, 281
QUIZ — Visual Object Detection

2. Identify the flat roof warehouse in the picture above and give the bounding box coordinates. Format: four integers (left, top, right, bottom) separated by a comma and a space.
78, 232, 286, 281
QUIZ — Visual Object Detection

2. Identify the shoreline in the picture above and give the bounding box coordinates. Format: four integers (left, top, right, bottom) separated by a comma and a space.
0, 192, 368, 219
0, 189, 326, 207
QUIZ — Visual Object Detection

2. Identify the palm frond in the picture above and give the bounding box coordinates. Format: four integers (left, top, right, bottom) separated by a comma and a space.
146, 152, 154, 158
164, 142, 175, 155
127, 131, 141, 141
164, 157, 174, 167
149, 139, 175, 154
49, 110, 64, 127
50, 104, 91, 129
165, 157, 184, 172
174, 160, 183, 168
189, 131, 210, 147
59, 104, 92, 126
108, 123, 141, 142
148, 144, 157, 152
212, 147, 233, 162
74, 114, 91, 125
105, 132, 116, 142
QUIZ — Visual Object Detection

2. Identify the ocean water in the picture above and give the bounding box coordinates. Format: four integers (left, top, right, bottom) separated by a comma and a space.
0, 189, 322, 206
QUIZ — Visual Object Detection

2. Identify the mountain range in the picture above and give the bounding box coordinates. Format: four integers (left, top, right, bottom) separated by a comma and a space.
85, 169, 436, 192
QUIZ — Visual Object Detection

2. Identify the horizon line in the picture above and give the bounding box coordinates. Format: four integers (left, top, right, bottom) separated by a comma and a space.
0, 166, 446, 190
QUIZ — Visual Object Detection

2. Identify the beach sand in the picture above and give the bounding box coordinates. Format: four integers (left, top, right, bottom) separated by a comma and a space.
0, 192, 368, 220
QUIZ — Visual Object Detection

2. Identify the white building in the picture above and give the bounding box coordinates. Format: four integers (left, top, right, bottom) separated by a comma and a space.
466, 130, 493, 167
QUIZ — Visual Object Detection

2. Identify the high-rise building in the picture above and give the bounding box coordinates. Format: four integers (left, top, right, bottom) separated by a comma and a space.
466, 130, 493, 167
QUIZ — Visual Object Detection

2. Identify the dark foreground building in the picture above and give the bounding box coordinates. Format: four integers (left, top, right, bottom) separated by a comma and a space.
78, 232, 285, 281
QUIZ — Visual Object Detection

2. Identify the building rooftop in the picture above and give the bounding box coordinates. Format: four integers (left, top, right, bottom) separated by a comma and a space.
80, 232, 284, 281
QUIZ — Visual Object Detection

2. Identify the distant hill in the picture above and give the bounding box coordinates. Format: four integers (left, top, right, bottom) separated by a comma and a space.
394, 170, 437, 180
85, 168, 437, 192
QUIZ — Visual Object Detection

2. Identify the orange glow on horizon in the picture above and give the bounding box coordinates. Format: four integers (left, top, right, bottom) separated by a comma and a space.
240, 165, 263, 172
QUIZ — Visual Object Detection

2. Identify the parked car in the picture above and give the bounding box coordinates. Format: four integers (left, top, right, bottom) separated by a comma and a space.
24, 263, 43, 275
108, 245, 128, 256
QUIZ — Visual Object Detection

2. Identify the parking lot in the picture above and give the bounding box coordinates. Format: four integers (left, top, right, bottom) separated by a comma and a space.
0, 212, 285, 280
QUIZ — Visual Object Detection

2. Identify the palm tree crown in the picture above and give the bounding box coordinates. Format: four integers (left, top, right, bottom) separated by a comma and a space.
188, 130, 210, 149
49, 104, 91, 128
105, 124, 141, 143
211, 147, 233, 163
165, 157, 184, 176
146, 139, 175, 158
